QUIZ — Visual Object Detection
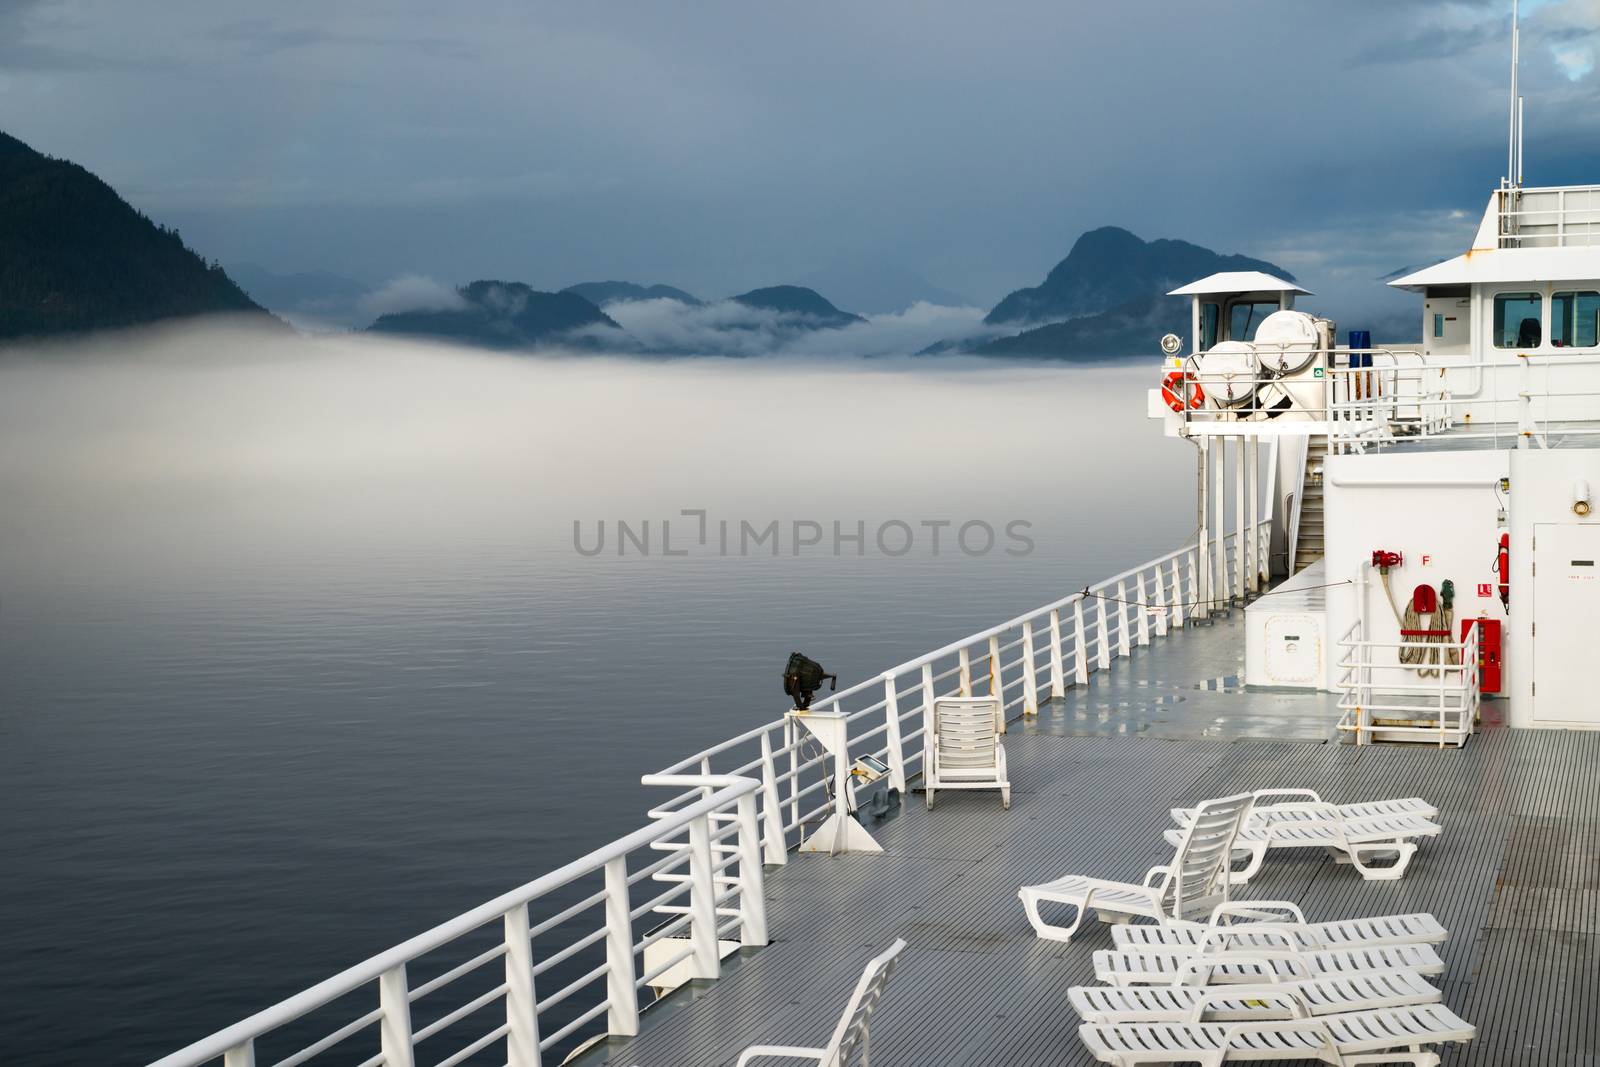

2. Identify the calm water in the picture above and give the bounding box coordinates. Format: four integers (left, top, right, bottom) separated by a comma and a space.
0, 323, 1190, 1064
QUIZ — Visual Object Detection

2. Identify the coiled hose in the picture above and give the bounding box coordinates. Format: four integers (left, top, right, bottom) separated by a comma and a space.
1382, 572, 1458, 679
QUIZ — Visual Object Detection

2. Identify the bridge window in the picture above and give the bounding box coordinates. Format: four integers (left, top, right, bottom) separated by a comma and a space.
1199, 302, 1219, 351
1493, 292, 1543, 348
1551, 291, 1600, 348
1228, 301, 1279, 342
1433, 313, 1444, 338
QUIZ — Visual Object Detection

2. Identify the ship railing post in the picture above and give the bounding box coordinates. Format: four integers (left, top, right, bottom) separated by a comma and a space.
602, 858, 640, 1036
958, 646, 972, 696
1135, 572, 1152, 646
988, 634, 1005, 731
881, 674, 907, 793
379, 963, 418, 1067
1116, 579, 1132, 657
1234, 436, 1247, 603
1151, 566, 1168, 638
504, 904, 542, 1066
1095, 590, 1112, 669
734, 791, 769, 947
920, 662, 936, 757
1247, 436, 1261, 594
687, 812, 720, 980
784, 717, 799, 831
1167, 556, 1183, 630
1021, 620, 1039, 716
1072, 597, 1089, 685
758, 732, 787, 865
223, 1043, 255, 1067
1188, 546, 1203, 622
1048, 607, 1066, 699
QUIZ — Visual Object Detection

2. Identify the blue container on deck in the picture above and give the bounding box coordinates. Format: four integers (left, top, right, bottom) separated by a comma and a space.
1348, 330, 1372, 367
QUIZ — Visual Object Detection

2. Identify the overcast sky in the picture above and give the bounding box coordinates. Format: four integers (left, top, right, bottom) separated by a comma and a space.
3, 0, 1598, 315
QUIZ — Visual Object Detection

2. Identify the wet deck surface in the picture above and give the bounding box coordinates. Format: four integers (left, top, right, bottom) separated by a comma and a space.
583, 611, 1599, 1066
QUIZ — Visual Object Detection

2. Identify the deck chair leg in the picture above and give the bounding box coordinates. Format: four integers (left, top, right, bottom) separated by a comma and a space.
1348, 841, 1418, 881
1018, 890, 1088, 944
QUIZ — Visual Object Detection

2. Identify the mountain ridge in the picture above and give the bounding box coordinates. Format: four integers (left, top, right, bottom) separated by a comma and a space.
985, 226, 1292, 327
0, 130, 275, 341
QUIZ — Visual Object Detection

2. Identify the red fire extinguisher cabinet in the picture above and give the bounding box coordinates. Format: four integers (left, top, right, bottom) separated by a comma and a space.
1461, 618, 1503, 694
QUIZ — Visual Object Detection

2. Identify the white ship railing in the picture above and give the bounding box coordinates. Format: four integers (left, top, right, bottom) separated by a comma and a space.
147, 516, 1273, 1067
645, 523, 1270, 856
148, 776, 769, 1067
1334, 564, 1480, 749
1498, 184, 1600, 248
1167, 349, 1600, 455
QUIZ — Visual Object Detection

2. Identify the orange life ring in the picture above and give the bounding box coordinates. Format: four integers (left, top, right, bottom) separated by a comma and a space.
1162, 370, 1205, 412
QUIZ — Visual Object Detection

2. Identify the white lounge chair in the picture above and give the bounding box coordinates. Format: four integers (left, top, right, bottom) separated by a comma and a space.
1068, 969, 1443, 1023
1018, 792, 1254, 943
1111, 901, 1448, 952
924, 697, 1009, 809
1092, 944, 1445, 987
1172, 790, 1437, 826
735, 938, 905, 1066
1078, 1003, 1474, 1066
1166, 802, 1439, 883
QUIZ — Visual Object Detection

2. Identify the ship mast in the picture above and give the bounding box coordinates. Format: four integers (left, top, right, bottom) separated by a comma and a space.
1507, 0, 1522, 188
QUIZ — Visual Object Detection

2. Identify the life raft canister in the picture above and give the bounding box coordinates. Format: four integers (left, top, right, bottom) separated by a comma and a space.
1161, 370, 1205, 412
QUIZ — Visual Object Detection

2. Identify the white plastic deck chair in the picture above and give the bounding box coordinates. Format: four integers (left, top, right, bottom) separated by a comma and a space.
924, 697, 1009, 810
1068, 969, 1444, 1024
1018, 792, 1254, 944
1111, 900, 1448, 953
1077, 1001, 1475, 1066
1169, 791, 1439, 882
735, 938, 905, 1066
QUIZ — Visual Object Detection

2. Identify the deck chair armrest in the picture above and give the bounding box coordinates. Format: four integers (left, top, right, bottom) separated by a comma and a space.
1142, 864, 1173, 887
735, 1046, 827, 1065
1188, 984, 1313, 1022
1251, 788, 1322, 805
1208, 900, 1308, 927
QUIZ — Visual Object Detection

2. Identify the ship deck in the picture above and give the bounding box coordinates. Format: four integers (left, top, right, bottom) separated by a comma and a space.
580, 609, 1599, 1067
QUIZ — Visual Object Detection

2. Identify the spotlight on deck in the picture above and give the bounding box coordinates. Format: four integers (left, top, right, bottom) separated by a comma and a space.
783, 652, 837, 710
1160, 333, 1184, 356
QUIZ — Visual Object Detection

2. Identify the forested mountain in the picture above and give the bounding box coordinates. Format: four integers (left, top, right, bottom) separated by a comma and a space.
367, 280, 623, 349
0, 131, 271, 341
562, 280, 701, 306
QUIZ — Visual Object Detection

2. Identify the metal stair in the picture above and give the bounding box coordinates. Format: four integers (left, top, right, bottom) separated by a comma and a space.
1294, 436, 1327, 572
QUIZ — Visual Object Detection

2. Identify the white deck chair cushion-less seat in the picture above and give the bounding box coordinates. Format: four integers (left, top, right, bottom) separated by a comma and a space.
735, 939, 905, 1066
1092, 943, 1445, 987
1068, 969, 1443, 1023
1111, 901, 1448, 953
1079, 1003, 1475, 1067
1018, 792, 1254, 944
1172, 790, 1439, 882
924, 697, 1009, 809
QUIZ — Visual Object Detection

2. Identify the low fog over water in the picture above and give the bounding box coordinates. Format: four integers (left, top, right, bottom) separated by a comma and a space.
0, 322, 1191, 1064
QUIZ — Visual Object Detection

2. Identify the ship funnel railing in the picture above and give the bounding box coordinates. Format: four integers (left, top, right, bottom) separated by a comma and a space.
148, 775, 766, 1067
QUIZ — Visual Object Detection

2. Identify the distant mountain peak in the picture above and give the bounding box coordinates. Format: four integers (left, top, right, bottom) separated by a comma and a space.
985, 227, 1292, 327
730, 285, 864, 328
368, 280, 622, 350
562, 280, 702, 307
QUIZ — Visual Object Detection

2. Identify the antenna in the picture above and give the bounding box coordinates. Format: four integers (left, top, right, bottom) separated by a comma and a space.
1507, 0, 1520, 187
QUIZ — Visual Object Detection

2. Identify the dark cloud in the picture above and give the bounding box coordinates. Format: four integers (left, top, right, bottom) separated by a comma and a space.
0, 0, 1592, 319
